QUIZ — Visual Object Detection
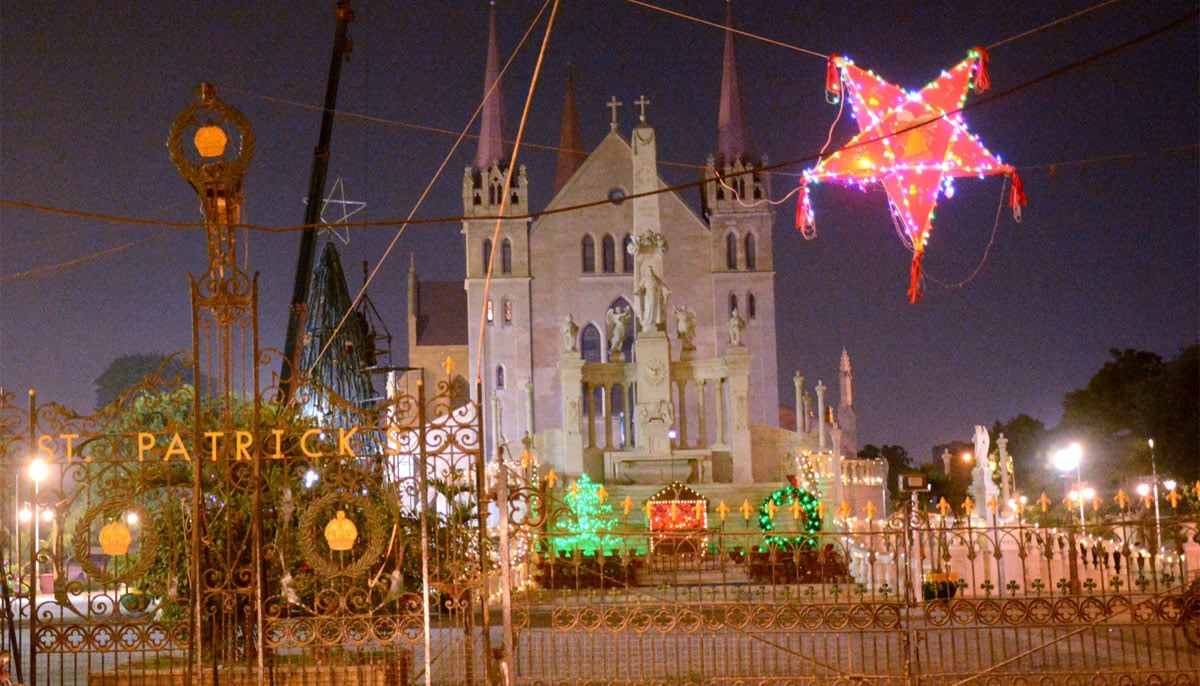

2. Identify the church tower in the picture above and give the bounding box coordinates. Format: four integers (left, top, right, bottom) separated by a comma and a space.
701, 2, 779, 427
462, 3, 533, 459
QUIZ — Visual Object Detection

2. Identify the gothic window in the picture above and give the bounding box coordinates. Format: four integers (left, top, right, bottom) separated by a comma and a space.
622, 234, 634, 273
726, 232, 738, 270
486, 299, 494, 323
496, 365, 505, 389
501, 238, 512, 274
729, 293, 738, 316
748, 292, 757, 319
503, 298, 513, 323
581, 235, 595, 273
602, 234, 616, 273
482, 238, 493, 272
580, 323, 602, 363
745, 234, 757, 271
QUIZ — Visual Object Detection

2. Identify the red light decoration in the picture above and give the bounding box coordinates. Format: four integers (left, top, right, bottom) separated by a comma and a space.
646, 482, 708, 531
798, 49, 1025, 303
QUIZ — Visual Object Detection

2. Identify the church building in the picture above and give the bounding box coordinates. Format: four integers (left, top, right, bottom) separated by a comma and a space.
404, 5, 878, 512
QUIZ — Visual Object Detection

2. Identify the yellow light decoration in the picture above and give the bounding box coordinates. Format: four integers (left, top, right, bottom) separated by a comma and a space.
324, 510, 358, 552
193, 121, 228, 158
99, 520, 133, 556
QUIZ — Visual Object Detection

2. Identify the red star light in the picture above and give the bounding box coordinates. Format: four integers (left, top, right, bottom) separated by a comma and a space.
798, 49, 1025, 303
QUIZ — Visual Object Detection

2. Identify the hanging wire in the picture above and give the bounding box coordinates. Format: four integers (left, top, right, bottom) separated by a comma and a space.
304, 0, 557, 378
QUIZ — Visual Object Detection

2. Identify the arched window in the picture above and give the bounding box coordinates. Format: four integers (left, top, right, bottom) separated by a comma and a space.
745, 234, 757, 271
726, 232, 738, 270
501, 238, 512, 274
486, 299, 494, 323
496, 365, 505, 389
503, 298, 513, 323
729, 293, 738, 316
581, 235, 595, 273
747, 292, 757, 319
602, 234, 616, 273
580, 323, 602, 363
482, 238, 493, 272
622, 234, 634, 273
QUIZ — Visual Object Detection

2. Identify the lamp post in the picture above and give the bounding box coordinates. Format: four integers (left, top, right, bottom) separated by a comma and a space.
28, 458, 48, 582
1143, 438, 1164, 558
1052, 443, 1085, 528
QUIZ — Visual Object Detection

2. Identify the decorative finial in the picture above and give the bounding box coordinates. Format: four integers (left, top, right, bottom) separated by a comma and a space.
635, 94, 650, 122
606, 96, 622, 130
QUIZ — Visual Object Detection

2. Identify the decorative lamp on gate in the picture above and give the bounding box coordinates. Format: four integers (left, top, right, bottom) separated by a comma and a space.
324, 510, 358, 551
193, 119, 228, 158
99, 520, 133, 556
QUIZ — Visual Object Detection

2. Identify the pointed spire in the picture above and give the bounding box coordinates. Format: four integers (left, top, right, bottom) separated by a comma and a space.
839, 348, 853, 408
476, 2, 506, 171
554, 66, 585, 194
717, 0, 752, 165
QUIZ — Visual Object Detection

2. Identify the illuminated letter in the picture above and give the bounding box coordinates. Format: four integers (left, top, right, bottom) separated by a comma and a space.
36, 434, 55, 459
61, 434, 79, 463
138, 433, 155, 462
235, 431, 253, 461
337, 428, 360, 457
301, 430, 323, 458
271, 429, 285, 459
164, 433, 191, 462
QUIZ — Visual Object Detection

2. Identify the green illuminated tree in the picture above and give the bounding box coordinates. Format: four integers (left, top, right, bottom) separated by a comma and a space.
552, 473, 618, 556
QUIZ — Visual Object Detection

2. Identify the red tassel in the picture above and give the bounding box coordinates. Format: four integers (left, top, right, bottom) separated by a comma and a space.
826, 56, 842, 102
1009, 171, 1027, 222
907, 252, 924, 304
972, 47, 991, 93
795, 187, 817, 240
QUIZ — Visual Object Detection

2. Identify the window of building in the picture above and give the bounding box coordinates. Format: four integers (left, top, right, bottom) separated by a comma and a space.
748, 292, 756, 319
501, 239, 512, 274
580, 323, 602, 363
482, 238, 493, 272
496, 365, 505, 389
581, 235, 595, 273
745, 234, 756, 271
486, 299, 494, 323
622, 234, 634, 273
602, 234, 616, 273
729, 293, 738, 316
503, 298, 513, 323
726, 232, 738, 270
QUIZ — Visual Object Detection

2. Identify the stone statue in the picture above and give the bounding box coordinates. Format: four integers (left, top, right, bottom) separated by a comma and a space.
727, 307, 746, 346
674, 305, 696, 349
606, 305, 631, 354
636, 267, 670, 332
560, 313, 579, 352
973, 425, 990, 466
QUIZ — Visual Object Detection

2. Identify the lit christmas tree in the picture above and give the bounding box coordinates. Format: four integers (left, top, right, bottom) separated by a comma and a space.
553, 473, 618, 556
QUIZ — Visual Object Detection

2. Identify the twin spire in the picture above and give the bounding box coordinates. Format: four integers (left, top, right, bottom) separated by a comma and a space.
472, 2, 755, 179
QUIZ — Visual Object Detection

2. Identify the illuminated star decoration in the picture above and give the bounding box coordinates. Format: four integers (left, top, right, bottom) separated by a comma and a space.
797, 49, 1026, 303
303, 177, 367, 244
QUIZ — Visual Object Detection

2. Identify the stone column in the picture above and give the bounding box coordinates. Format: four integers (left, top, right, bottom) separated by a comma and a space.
726, 346, 753, 484
559, 353, 585, 474
697, 379, 708, 448
633, 330, 672, 456
997, 434, 1012, 514
676, 380, 688, 449
793, 372, 805, 435
524, 380, 534, 440
816, 381, 827, 452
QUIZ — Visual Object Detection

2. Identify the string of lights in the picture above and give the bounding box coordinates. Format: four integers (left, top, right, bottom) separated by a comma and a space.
1, 11, 1194, 286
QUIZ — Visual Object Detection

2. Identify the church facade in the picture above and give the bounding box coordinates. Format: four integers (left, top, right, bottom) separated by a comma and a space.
404, 6, 875, 508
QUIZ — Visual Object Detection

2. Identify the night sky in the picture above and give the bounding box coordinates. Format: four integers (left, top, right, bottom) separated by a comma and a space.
2, 1, 1196, 462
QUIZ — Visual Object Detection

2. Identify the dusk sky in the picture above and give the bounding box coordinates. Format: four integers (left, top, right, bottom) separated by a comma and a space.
1, 1, 1196, 462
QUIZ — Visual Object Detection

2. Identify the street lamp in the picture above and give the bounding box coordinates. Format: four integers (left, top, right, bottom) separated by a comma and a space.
1052, 443, 1085, 528
29, 457, 48, 581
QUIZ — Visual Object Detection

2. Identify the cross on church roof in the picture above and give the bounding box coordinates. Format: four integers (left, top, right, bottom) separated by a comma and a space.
635, 94, 650, 122
606, 96, 622, 129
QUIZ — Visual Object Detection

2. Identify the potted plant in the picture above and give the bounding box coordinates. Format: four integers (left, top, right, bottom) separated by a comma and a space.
922, 570, 958, 600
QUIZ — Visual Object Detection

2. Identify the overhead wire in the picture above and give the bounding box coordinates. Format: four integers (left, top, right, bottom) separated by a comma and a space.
303, 0, 557, 378
1, 8, 1195, 285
